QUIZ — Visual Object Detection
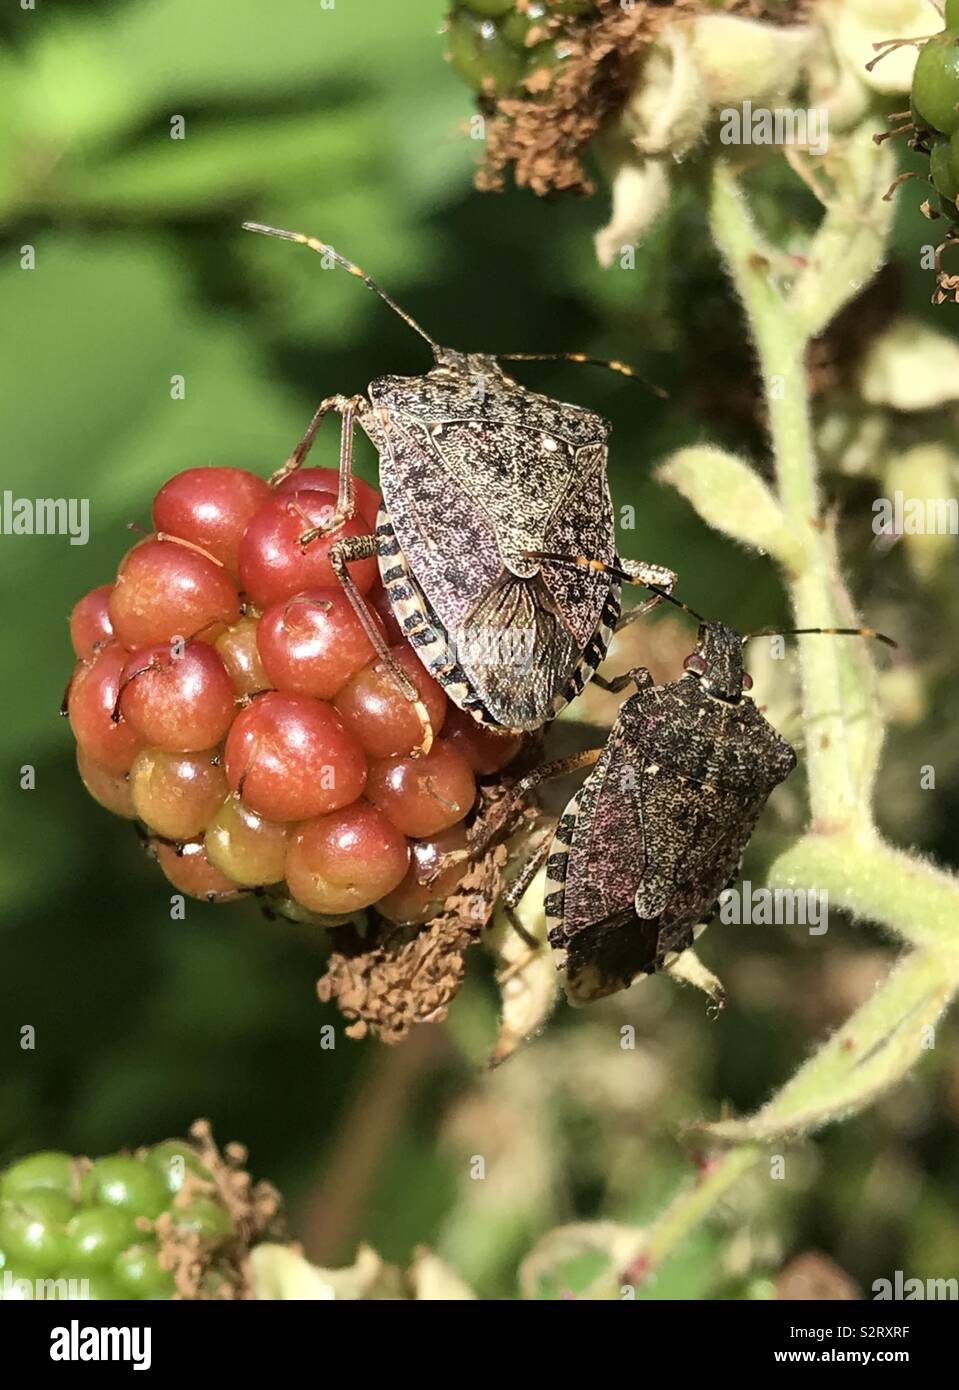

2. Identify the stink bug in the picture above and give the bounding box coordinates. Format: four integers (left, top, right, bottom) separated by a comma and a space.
242, 222, 676, 748
502, 593, 895, 1002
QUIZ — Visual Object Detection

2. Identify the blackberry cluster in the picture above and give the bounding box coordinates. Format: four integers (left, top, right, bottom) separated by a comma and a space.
65, 465, 522, 925
0, 1123, 279, 1300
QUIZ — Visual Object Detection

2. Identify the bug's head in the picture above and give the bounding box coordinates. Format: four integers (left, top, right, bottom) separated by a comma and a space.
684, 622, 751, 702
431, 347, 506, 382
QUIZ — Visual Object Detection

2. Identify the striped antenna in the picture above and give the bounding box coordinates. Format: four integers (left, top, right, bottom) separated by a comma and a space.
497, 351, 668, 399
743, 625, 897, 649
242, 222, 438, 350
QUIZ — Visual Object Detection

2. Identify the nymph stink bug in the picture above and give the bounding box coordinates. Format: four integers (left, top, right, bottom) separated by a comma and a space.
502, 593, 895, 1002
243, 223, 676, 747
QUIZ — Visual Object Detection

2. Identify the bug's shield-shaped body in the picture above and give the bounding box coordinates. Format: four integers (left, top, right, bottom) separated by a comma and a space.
545, 651, 797, 1002
363, 355, 620, 731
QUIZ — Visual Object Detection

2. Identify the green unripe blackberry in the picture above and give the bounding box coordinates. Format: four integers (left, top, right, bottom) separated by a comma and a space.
501, 8, 535, 49
80, 1155, 169, 1219
0, 1190, 73, 1274
0, 1152, 73, 1199
147, 1140, 214, 1196
948, 0, 959, 30
912, 30, 959, 135
169, 1196, 235, 1241
114, 1242, 177, 1298
448, 10, 525, 96
930, 135, 959, 204
0, 1123, 281, 1300
66, 1207, 141, 1268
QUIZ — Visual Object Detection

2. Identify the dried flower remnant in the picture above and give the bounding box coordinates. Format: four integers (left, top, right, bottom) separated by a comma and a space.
447, 0, 815, 198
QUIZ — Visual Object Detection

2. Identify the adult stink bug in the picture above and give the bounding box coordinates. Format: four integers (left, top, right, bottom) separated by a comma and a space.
502, 593, 895, 1002
243, 223, 676, 747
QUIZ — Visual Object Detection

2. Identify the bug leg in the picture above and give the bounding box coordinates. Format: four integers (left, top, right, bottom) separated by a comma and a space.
613, 560, 678, 626
465, 749, 604, 866
500, 828, 555, 953
521, 550, 676, 617
590, 666, 654, 696
664, 947, 725, 1009
328, 533, 435, 757
271, 394, 369, 533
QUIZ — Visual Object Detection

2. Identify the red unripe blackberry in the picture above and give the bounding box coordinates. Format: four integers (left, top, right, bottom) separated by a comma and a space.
110, 538, 240, 648
215, 616, 272, 696
70, 584, 116, 659
366, 739, 477, 837
376, 823, 470, 924
68, 645, 144, 774
129, 748, 228, 840
152, 466, 271, 577
256, 587, 386, 699
204, 796, 290, 886
118, 643, 236, 752
153, 839, 242, 900
334, 643, 447, 758
76, 747, 137, 818
223, 692, 367, 821
238, 489, 377, 608
285, 800, 410, 913
272, 468, 383, 528
441, 702, 523, 774
66, 462, 500, 936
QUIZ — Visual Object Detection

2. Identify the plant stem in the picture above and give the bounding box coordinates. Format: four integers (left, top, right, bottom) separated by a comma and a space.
640, 1145, 763, 1273
709, 162, 865, 830
626, 151, 959, 1277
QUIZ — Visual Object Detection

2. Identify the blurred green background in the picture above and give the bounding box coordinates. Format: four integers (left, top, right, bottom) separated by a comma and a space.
2, 0, 958, 1298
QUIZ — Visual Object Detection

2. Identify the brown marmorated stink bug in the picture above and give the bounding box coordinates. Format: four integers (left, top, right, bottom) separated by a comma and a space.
243, 222, 676, 751
499, 591, 896, 1003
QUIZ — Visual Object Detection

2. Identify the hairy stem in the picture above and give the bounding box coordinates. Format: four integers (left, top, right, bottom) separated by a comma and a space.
709, 162, 866, 830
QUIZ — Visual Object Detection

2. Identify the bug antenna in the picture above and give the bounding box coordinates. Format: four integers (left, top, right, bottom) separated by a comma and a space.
496, 352, 668, 399
645, 584, 708, 625
242, 222, 439, 350
742, 625, 897, 649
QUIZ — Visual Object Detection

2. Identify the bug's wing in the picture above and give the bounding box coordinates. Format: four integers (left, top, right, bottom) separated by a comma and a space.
551, 727, 646, 936
708, 700, 797, 797
540, 443, 617, 650
547, 727, 661, 996
634, 773, 767, 940
376, 411, 504, 638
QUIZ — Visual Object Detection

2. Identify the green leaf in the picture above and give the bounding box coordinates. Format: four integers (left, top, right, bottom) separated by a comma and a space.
702, 950, 956, 1143
656, 444, 803, 569
56, 112, 375, 215
858, 318, 959, 411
